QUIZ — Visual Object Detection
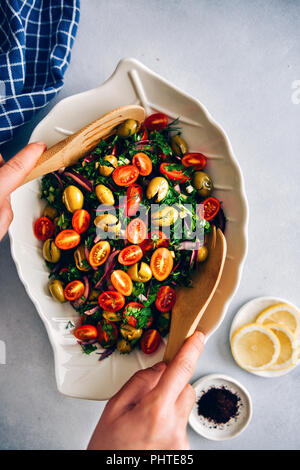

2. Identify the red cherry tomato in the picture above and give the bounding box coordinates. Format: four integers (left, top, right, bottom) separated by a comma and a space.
126, 184, 142, 217
144, 113, 168, 131
89, 241, 111, 267
150, 247, 173, 281
74, 324, 98, 341
112, 164, 139, 187
126, 218, 147, 244
55, 229, 81, 250
139, 230, 169, 253
141, 329, 161, 354
202, 197, 221, 221
97, 320, 118, 347
34, 216, 54, 241
111, 270, 133, 297
118, 244, 143, 265
182, 152, 207, 170
160, 162, 189, 182
72, 209, 91, 234
132, 152, 153, 176
98, 290, 125, 312
123, 302, 144, 327
155, 286, 176, 312
64, 280, 85, 301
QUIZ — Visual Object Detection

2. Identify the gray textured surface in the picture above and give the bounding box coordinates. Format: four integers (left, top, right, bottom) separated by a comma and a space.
1, 0, 300, 450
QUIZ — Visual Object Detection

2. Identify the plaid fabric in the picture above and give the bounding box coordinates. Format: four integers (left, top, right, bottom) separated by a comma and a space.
0, 0, 80, 146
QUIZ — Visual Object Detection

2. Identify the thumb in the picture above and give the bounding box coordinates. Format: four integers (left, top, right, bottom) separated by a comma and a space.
105, 362, 167, 418
0, 142, 46, 205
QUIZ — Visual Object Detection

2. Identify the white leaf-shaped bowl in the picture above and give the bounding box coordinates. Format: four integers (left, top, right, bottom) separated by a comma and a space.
9, 58, 248, 400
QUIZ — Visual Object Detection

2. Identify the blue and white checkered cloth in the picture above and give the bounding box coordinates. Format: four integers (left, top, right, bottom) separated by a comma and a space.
0, 0, 80, 146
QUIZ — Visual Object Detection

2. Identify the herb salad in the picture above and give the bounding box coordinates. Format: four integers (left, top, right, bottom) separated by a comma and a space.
34, 112, 226, 358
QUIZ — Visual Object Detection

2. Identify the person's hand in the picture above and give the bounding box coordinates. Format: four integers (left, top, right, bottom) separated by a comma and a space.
88, 331, 205, 450
0, 142, 46, 241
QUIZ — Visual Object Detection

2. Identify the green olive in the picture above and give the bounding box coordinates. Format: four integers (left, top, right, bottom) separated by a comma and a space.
116, 119, 139, 138
117, 339, 132, 354
120, 324, 143, 341
94, 214, 121, 233
74, 244, 90, 271
95, 184, 115, 205
193, 171, 213, 197
43, 239, 61, 263
43, 205, 58, 220
146, 177, 169, 202
49, 280, 65, 302
197, 245, 208, 262
103, 311, 122, 322
151, 206, 179, 227
62, 185, 84, 213
127, 262, 152, 282
171, 135, 189, 155
99, 155, 118, 176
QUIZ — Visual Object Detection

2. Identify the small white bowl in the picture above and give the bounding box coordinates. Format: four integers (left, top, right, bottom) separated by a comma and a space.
189, 374, 252, 441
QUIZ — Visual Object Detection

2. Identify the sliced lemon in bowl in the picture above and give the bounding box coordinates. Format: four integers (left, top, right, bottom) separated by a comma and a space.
262, 323, 298, 371
231, 323, 281, 372
256, 303, 300, 337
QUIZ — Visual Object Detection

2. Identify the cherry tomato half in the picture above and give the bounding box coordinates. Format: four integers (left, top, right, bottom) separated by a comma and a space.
202, 197, 221, 221
141, 329, 161, 354
144, 113, 168, 131
64, 280, 85, 301
74, 324, 98, 341
112, 164, 139, 187
160, 162, 189, 182
155, 286, 176, 312
123, 302, 144, 327
126, 218, 147, 244
126, 184, 142, 217
97, 320, 118, 347
139, 230, 169, 253
182, 152, 207, 170
150, 247, 173, 281
98, 290, 125, 312
55, 229, 81, 250
34, 216, 54, 241
118, 244, 143, 265
89, 241, 111, 267
111, 270, 133, 297
132, 152, 152, 176
72, 209, 91, 234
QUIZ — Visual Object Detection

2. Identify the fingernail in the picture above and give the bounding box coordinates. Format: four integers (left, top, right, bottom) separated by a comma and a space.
194, 331, 205, 343
152, 361, 166, 372
34, 141, 47, 147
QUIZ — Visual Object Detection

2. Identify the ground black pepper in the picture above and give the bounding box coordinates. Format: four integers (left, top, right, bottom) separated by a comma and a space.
197, 386, 240, 425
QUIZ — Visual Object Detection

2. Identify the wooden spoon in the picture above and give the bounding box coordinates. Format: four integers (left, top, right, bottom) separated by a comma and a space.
163, 226, 227, 363
23, 105, 146, 184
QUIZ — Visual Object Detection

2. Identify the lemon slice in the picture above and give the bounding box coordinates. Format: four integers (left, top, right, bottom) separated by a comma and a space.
231, 323, 281, 371
262, 323, 298, 371
256, 303, 300, 337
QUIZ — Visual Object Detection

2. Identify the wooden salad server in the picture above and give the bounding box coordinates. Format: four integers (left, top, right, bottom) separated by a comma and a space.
23, 105, 146, 184
163, 226, 227, 363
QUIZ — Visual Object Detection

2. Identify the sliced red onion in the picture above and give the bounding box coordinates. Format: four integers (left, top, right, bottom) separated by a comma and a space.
94, 234, 101, 244
84, 306, 100, 316
190, 250, 196, 267
179, 241, 202, 251
94, 250, 120, 289
51, 172, 63, 189
174, 184, 181, 194
64, 170, 93, 192
137, 294, 147, 302
98, 347, 114, 361
77, 339, 98, 346
58, 167, 65, 174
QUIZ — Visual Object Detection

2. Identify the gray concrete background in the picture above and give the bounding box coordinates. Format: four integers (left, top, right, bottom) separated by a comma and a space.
1, 0, 300, 450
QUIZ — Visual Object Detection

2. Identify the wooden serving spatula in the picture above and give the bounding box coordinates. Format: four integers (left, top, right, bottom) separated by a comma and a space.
163, 227, 227, 363
23, 105, 146, 184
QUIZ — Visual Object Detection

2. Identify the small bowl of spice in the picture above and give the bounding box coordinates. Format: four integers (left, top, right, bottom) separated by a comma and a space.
189, 374, 252, 441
